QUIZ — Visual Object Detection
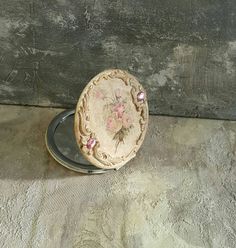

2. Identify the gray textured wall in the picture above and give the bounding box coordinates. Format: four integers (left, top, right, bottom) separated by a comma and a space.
0, 0, 236, 119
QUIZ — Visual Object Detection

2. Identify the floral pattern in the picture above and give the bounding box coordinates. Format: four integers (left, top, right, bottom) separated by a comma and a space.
95, 88, 133, 151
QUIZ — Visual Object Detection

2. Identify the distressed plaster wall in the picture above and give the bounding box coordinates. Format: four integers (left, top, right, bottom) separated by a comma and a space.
0, 0, 236, 119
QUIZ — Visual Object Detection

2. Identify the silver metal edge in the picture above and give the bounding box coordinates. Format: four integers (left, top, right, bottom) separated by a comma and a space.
45, 109, 111, 174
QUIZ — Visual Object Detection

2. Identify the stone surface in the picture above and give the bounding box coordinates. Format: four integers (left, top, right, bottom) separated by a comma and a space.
0, 0, 236, 120
0, 105, 236, 247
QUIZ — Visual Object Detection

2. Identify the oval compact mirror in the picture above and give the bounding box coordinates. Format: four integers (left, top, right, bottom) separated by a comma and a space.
46, 69, 149, 173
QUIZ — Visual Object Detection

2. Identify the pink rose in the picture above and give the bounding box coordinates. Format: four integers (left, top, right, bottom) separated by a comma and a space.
113, 103, 125, 118
106, 115, 122, 133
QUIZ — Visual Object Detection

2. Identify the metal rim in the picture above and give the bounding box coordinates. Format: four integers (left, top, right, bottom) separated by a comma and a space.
45, 109, 111, 174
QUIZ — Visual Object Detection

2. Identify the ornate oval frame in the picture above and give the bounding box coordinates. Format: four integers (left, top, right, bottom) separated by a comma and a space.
74, 69, 149, 169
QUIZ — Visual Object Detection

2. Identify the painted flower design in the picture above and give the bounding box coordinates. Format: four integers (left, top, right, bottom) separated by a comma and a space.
106, 113, 122, 133
96, 88, 134, 152
113, 103, 125, 119
93, 89, 105, 100
122, 113, 132, 129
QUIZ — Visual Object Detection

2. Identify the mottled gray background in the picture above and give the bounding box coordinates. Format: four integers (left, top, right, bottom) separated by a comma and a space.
0, 0, 236, 119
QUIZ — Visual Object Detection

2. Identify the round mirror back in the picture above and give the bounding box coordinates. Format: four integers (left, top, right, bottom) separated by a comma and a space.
74, 69, 149, 169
